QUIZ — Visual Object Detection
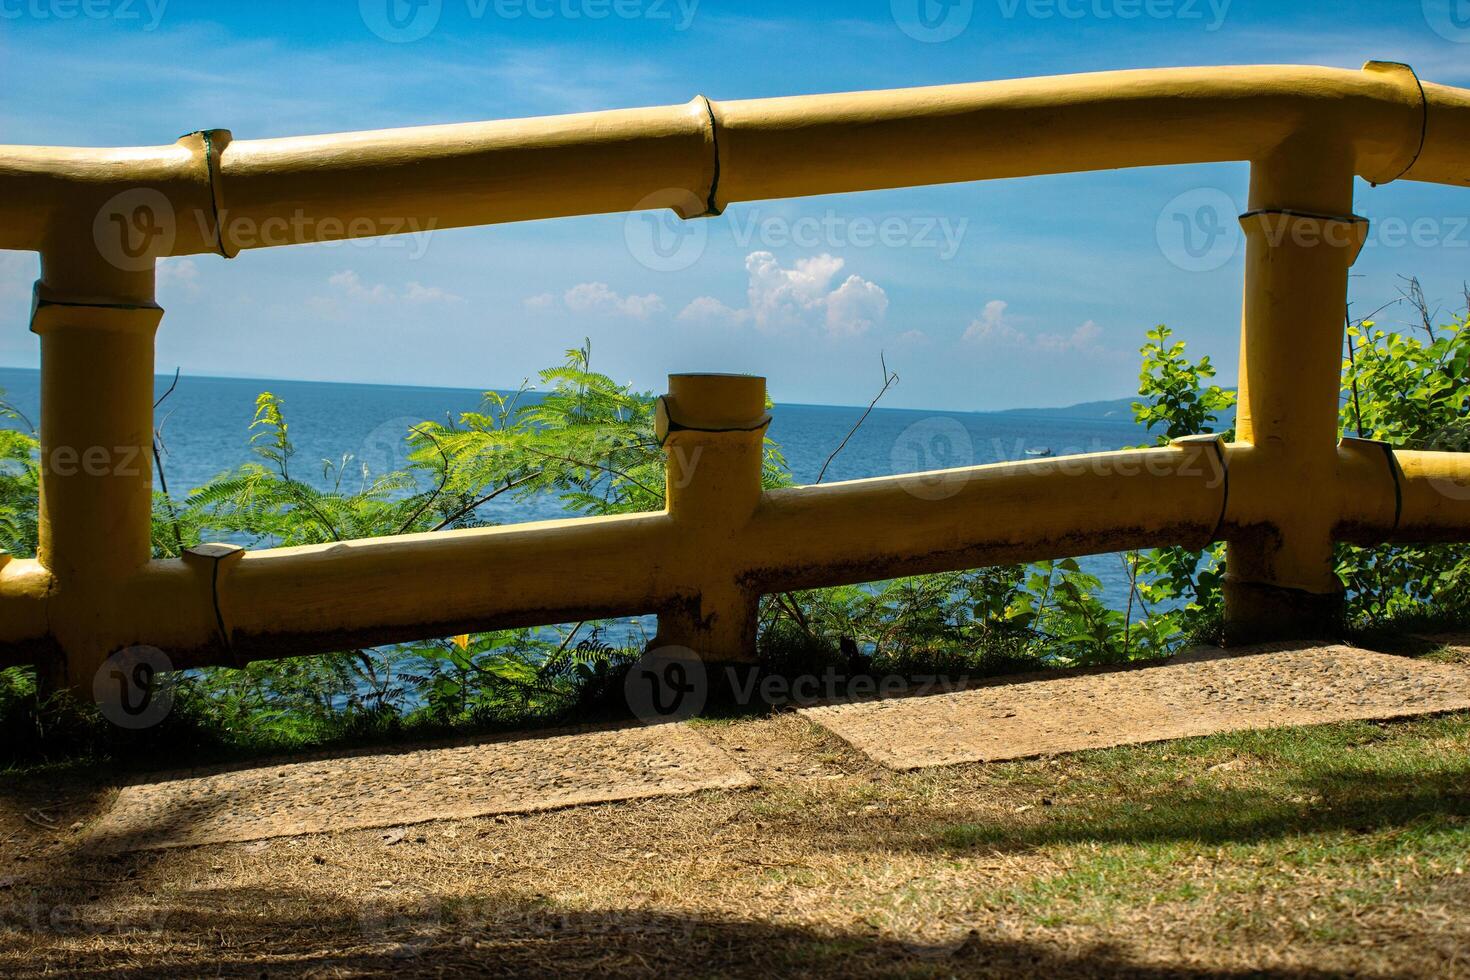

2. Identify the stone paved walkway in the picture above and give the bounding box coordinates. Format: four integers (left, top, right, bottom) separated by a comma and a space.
800, 644, 1470, 770
86, 723, 753, 852
82, 643, 1470, 849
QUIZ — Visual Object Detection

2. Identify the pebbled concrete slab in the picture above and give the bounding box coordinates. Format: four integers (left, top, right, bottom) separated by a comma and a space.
800, 645, 1470, 771
86, 723, 753, 852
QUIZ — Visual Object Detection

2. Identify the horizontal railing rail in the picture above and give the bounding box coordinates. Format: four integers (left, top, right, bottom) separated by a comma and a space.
2, 63, 1469, 696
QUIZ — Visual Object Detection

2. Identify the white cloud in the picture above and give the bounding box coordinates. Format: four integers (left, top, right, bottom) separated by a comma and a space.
523, 292, 557, 313
680, 251, 888, 338
677, 295, 743, 325
403, 282, 463, 304
825, 275, 889, 338
329, 270, 394, 303
562, 282, 665, 319
962, 300, 1023, 345
328, 270, 461, 305
1036, 319, 1103, 353
156, 257, 200, 296
963, 299, 1104, 353
746, 252, 845, 331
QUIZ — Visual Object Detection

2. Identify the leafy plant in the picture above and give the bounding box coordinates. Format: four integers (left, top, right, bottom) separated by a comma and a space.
1133, 325, 1236, 443
1338, 305, 1470, 627
1118, 325, 1239, 649
0, 387, 39, 559
3, 292, 1469, 770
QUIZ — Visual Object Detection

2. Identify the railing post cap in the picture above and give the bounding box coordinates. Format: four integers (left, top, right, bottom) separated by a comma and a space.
664, 373, 767, 426
1339, 435, 1395, 451
182, 543, 246, 567
1170, 433, 1226, 447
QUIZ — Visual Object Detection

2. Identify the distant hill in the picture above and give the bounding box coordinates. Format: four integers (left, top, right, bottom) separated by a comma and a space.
999, 391, 1239, 425
997, 396, 1141, 423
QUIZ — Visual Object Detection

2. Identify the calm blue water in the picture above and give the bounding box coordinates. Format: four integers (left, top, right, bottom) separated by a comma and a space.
0, 366, 1148, 604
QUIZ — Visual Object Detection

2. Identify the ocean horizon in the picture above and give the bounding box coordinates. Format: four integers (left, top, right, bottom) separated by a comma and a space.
1, 364, 1155, 605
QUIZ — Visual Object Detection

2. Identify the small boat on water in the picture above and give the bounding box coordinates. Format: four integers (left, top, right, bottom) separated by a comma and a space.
1024, 447, 1054, 458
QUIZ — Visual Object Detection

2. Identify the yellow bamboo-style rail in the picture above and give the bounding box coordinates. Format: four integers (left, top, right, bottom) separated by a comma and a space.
2, 62, 1470, 695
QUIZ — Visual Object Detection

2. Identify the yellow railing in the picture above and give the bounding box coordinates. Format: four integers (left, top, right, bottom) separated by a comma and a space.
3, 62, 1470, 692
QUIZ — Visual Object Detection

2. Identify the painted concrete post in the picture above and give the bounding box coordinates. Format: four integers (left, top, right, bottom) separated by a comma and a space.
1224, 149, 1366, 642
30, 251, 162, 691
651, 373, 771, 664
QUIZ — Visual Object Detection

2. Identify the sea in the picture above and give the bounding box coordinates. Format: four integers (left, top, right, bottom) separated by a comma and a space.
0, 366, 1150, 608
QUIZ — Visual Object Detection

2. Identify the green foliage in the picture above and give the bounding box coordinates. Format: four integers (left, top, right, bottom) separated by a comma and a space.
408, 339, 790, 522
1342, 315, 1470, 448
140, 342, 681, 755
760, 567, 1040, 677
180, 390, 452, 548
0, 388, 39, 559
0, 388, 40, 753
1338, 311, 1470, 627
3, 298, 1468, 769
756, 321, 1244, 674
1118, 325, 1239, 650
1132, 325, 1237, 444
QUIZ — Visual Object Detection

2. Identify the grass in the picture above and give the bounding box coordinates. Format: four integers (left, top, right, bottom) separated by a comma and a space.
932, 713, 1470, 934
1, 640, 1467, 976
9, 709, 1465, 975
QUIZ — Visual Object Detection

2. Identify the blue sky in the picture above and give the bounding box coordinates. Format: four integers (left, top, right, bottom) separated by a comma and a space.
2, 0, 1469, 409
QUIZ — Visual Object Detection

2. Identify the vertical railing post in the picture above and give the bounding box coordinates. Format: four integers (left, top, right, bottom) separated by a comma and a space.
31, 247, 162, 692
650, 373, 770, 666
1225, 145, 1366, 643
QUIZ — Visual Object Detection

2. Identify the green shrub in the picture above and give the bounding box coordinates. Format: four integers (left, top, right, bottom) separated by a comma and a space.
2, 298, 1467, 768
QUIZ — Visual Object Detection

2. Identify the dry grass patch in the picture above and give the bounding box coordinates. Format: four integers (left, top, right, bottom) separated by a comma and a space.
1, 708, 1467, 977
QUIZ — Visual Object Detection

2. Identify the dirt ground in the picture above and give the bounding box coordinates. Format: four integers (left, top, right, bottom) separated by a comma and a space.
3, 698, 1469, 978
